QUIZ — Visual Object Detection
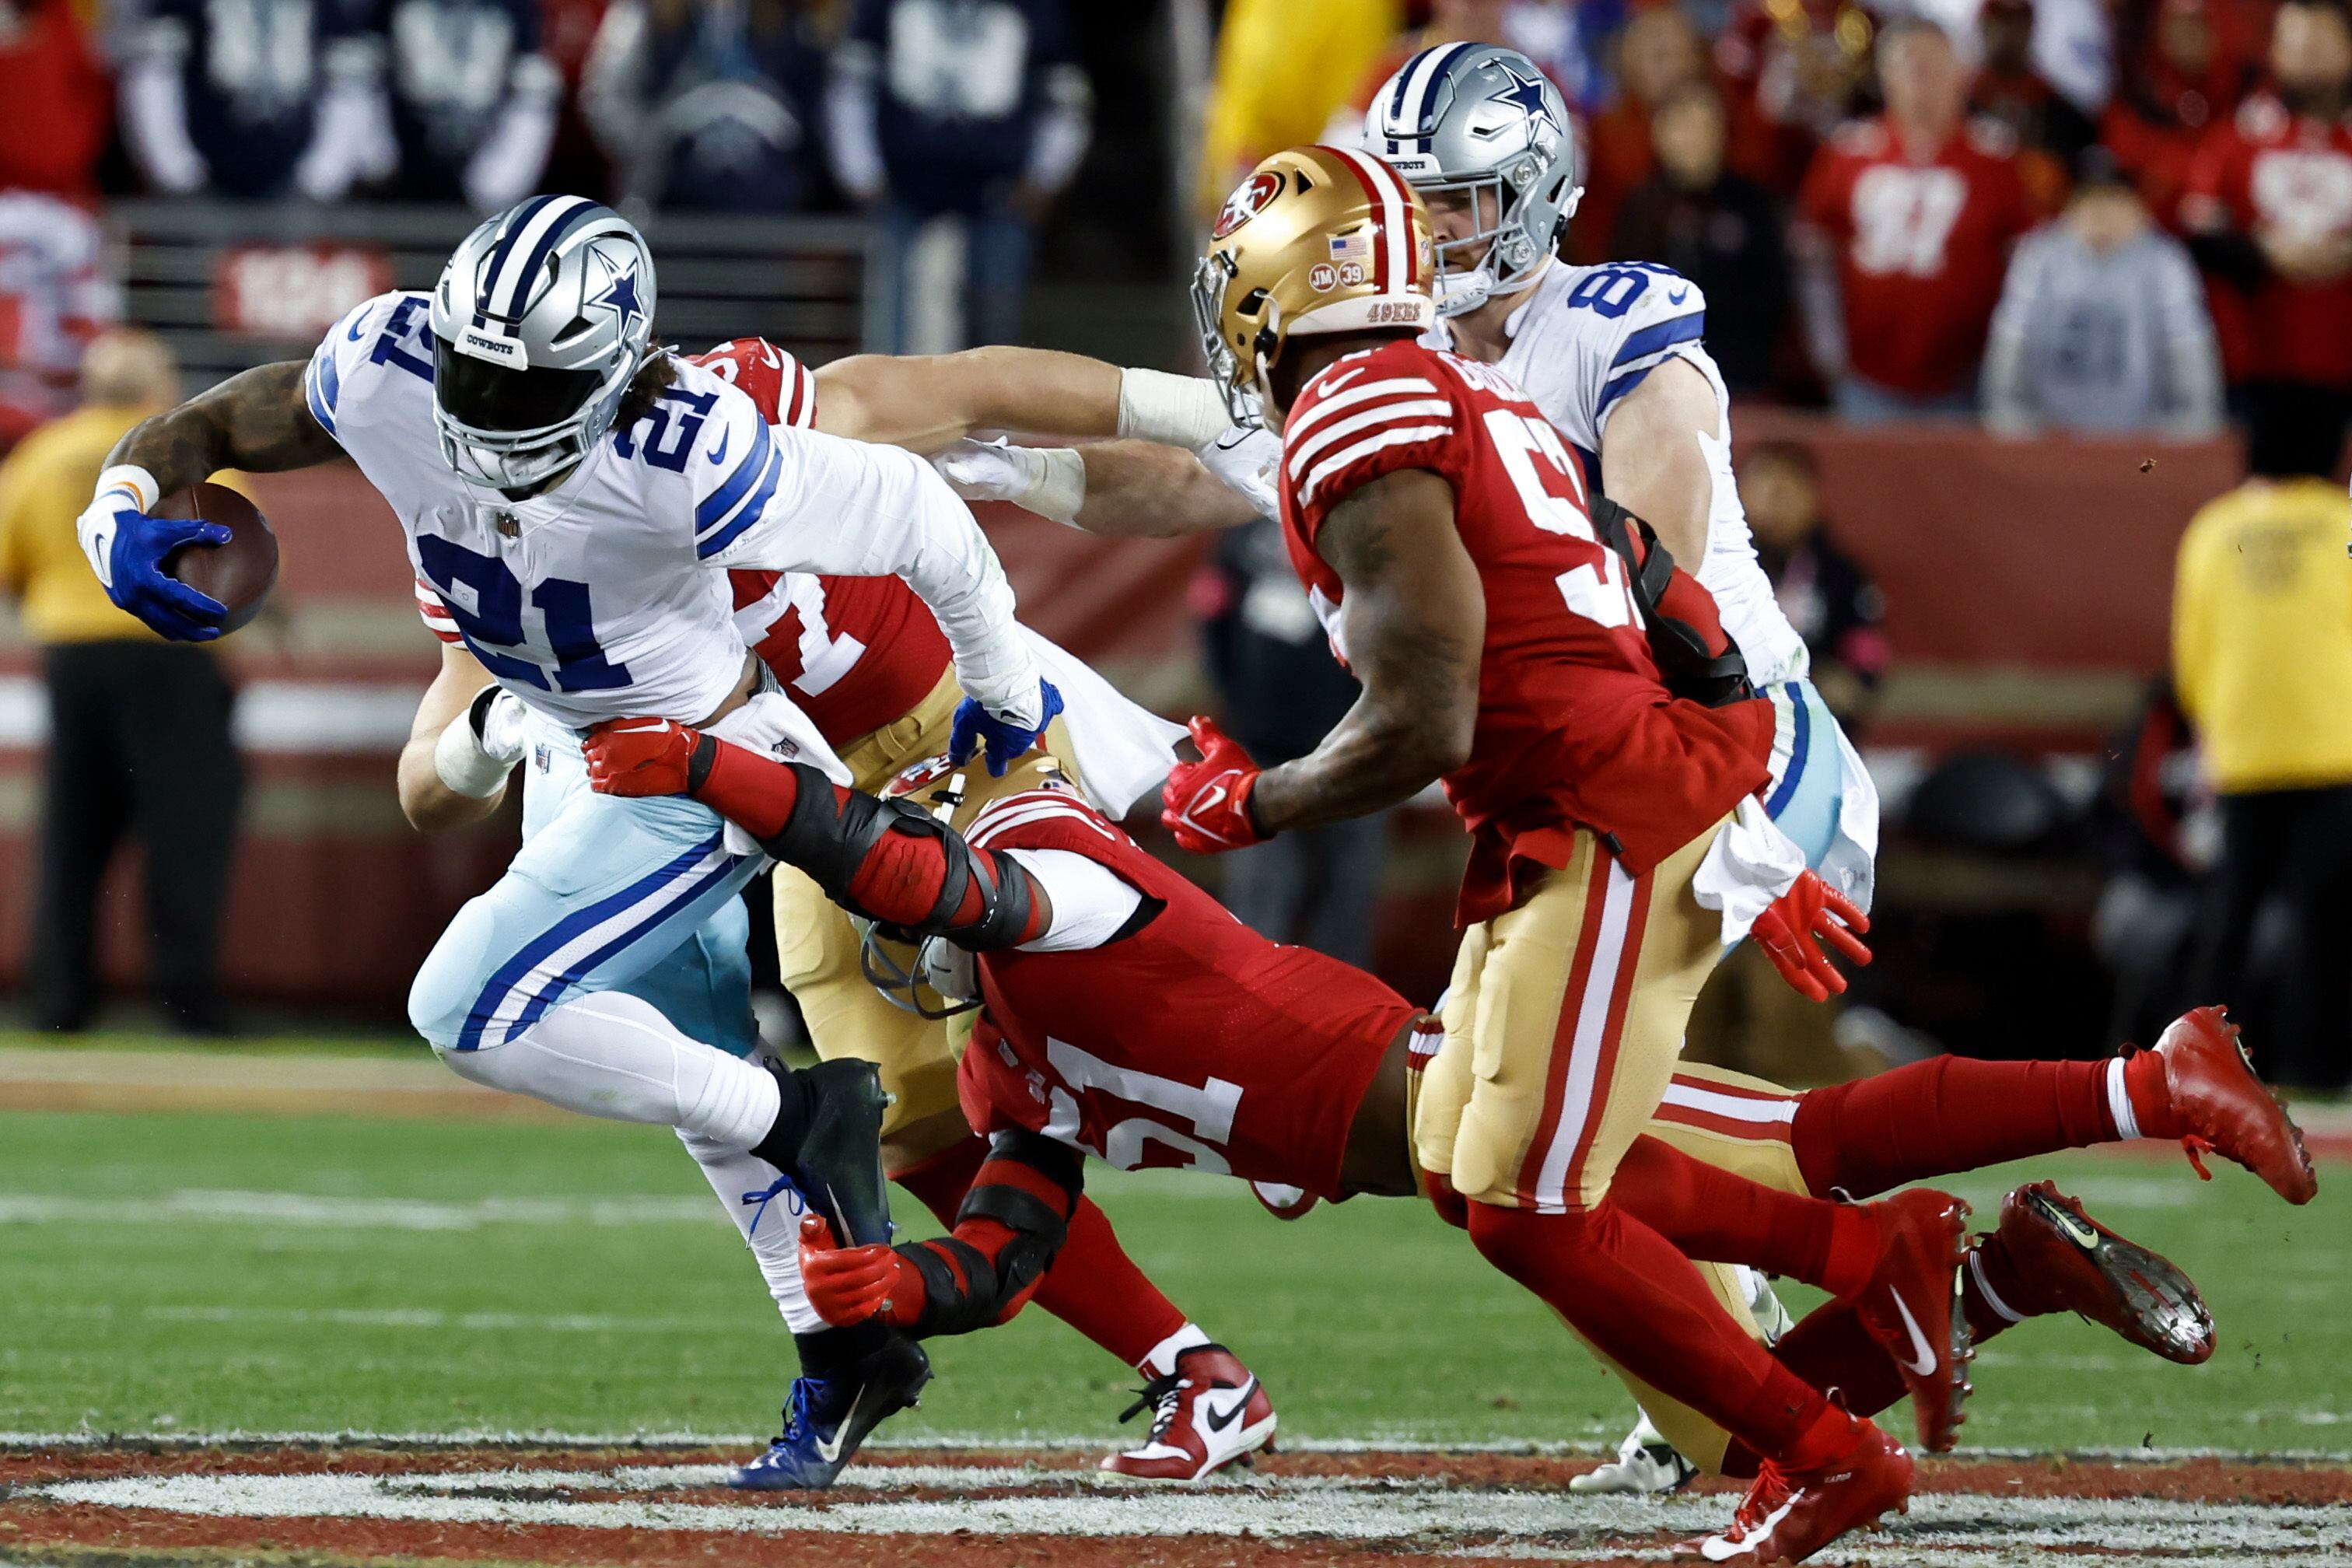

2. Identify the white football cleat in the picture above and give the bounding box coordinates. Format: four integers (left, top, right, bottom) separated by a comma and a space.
1100, 1343, 1276, 1481
1571, 1412, 1699, 1494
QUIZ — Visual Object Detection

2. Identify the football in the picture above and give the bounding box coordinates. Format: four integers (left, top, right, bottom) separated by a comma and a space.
159, 481, 278, 633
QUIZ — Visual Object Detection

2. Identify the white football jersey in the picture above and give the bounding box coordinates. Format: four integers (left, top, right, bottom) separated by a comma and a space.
307, 291, 1035, 731
1193, 261, 1810, 689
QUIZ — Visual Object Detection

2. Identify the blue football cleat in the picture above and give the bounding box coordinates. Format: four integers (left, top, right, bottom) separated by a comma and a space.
729, 1333, 933, 1489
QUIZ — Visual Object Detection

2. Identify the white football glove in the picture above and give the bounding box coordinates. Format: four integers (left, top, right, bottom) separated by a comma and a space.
932, 437, 1086, 526
433, 685, 527, 798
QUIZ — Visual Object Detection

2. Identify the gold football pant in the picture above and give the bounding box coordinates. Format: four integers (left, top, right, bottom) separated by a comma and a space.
770, 670, 1082, 1157
1410, 817, 1817, 1475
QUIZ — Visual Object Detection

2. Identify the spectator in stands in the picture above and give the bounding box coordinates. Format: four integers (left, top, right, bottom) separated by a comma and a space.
2172, 418, 2352, 1090
1713, 0, 1873, 198
1738, 439, 1887, 733
1575, 4, 1706, 264
585, 0, 825, 213
2180, 0, 2352, 474
0, 0, 108, 200
1195, 518, 1384, 968
828, 0, 1090, 352
1199, 0, 1398, 222
1983, 149, 2223, 436
1612, 81, 1789, 395
119, 0, 383, 200
0, 193, 111, 451
2102, 0, 2253, 220
1969, 0, 2097, 208
0, 331, 242, 1035
372, 0, 560, 209
1794, 16, 2038, 421
537, 0, 618, 196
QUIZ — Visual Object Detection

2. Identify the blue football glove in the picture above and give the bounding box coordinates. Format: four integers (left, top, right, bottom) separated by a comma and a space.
76, 484, 230, 642
948, 678, 1064, 778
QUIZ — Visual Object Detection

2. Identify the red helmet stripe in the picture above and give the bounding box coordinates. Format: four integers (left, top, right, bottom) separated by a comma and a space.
1325, 145, 1414, 296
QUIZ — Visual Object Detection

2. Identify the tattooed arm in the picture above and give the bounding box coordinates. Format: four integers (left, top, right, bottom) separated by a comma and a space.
105, 361, 342, 491
1247, 470, 1483, 834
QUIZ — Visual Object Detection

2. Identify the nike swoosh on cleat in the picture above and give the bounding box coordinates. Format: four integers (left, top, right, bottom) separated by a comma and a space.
1201, 1378, 1259, 1434
2044, 1201, 2102, 1250
1890, 1290, 1938, 1377
813, 1380, 876, 1465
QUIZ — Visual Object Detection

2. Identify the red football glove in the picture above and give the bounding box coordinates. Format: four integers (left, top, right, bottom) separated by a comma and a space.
797, 1213, 915, 1328
1750, 870, 1872, 1003
583, 717, 702, 798
1160, 716, 1266, 854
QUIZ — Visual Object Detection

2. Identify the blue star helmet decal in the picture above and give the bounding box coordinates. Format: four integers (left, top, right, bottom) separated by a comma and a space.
1489, 63, 1558, 135
596, 269, 646, 333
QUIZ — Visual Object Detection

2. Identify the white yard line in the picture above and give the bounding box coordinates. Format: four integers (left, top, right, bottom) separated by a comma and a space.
0, 1190, 724, 1230
3, 1431, 2348, 1462
16, 1469, 2352, 1556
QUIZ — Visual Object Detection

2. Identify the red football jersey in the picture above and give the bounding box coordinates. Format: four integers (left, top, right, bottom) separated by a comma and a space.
955, 779, 1412, 1200
1275, 338, 1772, 926
1797, 117, 2037, 396
689, 339, 953, 747
2181, 95, 2352, 386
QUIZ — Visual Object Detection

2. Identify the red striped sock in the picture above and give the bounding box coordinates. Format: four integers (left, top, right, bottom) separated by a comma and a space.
1790, 1055, 2119, 1199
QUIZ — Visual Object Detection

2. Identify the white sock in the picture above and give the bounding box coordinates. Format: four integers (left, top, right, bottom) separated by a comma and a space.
1968, 1246, 2025, 1325
1139, 1321, 1211, 1377
2105, 1056, 2141, 1141
677, 1127, 828, 1335
436, 990, 781, 1148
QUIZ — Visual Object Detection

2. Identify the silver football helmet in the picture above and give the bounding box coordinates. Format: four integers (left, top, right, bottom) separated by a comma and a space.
429, 194, 657, 492
1364, 44, 1580, 317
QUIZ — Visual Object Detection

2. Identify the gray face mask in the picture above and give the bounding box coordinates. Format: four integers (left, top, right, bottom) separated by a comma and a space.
1363, 44, 1583, 317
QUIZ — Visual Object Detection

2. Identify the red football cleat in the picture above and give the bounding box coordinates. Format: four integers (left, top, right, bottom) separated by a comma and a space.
2142, 1006, 2317, 1205
1985, 1181, 2214, 1365
1850, 1188, 1972, 1453
1675, 1420, 1913, 1565
1099, 1344, 1276, 1482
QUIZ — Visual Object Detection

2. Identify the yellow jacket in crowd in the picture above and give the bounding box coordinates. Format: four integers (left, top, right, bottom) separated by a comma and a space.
1199, 0, 1402, 218
2172, 476, 2352, 794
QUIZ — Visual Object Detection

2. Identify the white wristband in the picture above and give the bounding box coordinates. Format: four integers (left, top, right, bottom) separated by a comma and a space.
96, 464, 161, 512
433, 689, 524, 798
1118, 368, 1232, 450
1020, 446, 1088, 527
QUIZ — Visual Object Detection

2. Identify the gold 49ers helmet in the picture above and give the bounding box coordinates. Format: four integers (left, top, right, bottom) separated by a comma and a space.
1193, 145, 1437, 425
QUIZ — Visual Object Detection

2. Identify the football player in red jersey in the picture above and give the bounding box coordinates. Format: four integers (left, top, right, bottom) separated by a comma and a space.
573, 719, 2311, 1538
1166, 143, 1940, 1563
393, 335, 1266, 1486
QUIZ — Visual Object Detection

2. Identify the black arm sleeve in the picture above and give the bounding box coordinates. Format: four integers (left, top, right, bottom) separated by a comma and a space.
740, 756, 1043, 950
899, 1129, 1083, 1339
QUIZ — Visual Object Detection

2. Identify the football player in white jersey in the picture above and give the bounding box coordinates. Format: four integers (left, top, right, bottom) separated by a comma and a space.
73, 195, 1065, 1479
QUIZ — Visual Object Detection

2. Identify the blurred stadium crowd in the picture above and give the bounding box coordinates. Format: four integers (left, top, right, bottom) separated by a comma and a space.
0, 0, 2344, 1091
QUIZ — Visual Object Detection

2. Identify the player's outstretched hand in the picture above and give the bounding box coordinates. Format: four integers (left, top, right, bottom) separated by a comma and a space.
1161, 716, 1266, 854
75, 482, 230, 642
798, 1214, 905, 1328
583, 717, 702, 797
1751, 870, 1871, 1003
949, 677, 1064, 779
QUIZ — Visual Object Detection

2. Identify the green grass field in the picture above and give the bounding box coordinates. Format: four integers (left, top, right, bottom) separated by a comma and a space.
4, 1104, 2345, 1455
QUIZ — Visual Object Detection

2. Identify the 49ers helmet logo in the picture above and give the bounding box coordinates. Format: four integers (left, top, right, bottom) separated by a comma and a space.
1213, 170, 1284, 239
